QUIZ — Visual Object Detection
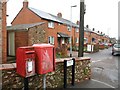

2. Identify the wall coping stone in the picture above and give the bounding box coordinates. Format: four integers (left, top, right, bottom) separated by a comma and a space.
0, 57, 91, 70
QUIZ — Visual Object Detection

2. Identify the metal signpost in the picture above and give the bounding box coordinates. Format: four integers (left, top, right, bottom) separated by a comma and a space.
64, 58, 75, 88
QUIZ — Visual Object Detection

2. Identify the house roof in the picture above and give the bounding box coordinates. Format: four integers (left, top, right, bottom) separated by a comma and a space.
29, 7, 79, 28
7, 22, 45, 31
84, 27, 105, 36
57, 32, 70, 38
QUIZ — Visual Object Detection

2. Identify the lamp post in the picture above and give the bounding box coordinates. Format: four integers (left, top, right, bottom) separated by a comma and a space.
70, 5, 77, 57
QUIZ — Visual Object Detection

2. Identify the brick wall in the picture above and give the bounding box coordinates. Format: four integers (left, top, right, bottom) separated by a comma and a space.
11, 1, 79, 48
11, 3, 41, 25
15, 31, 28, 53
9, 23, 47, 54
2, 2, 7, 63
0, 2, 2, 63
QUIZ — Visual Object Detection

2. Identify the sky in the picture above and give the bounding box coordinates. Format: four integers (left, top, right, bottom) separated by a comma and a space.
7, 0, 119, 39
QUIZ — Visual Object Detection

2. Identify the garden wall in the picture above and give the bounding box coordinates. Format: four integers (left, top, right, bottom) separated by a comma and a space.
1, 57, 91, 89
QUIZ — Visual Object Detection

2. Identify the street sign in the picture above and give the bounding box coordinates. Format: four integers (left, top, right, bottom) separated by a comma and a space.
67, 60, 73, 67
64, 58, 75, 88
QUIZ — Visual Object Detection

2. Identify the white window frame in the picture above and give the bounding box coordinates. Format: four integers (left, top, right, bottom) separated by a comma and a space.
75, 28, 79, 33
76, 38, 79, 44
48, 36, 54, 44
68, 38, 71, 44
62, 38, 65, 44
67, 26, 71, 31
48, 21, 54, 28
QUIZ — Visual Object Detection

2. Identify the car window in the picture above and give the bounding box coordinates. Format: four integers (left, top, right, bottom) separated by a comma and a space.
114, 44, 120, 48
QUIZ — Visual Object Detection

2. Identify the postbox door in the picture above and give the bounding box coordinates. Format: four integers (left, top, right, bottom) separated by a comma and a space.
25, 52, 35, 77
41, 48, 53, 74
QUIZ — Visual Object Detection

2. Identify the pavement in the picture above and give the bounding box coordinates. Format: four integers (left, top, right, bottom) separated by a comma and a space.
68, 79, 116, 89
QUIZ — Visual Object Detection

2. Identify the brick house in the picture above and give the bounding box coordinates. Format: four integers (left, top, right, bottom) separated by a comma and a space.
10, 0, 79, 50
7, 0, 110, 56
84, 26, 110, 45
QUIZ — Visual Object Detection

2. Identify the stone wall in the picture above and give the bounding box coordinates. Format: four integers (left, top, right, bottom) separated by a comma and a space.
28, 23, 47, 45
1, 57, 91, 89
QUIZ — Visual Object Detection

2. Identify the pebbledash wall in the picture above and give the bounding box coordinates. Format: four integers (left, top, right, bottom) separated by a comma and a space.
1, 57, 91, 89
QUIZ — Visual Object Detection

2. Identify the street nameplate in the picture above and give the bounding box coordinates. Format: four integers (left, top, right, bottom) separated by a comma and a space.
67, 60, 73, 67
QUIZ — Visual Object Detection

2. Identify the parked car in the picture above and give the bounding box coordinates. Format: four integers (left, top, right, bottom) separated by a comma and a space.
112, 43, 120, 55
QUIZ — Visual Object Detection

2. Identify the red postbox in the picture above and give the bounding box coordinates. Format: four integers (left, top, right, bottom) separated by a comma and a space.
16, 46, 36, 77
33, 44, 55, 74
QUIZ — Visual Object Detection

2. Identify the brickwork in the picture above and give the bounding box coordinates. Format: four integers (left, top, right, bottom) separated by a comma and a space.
7, 23, 47, 55
2, 2, 7, 63
15, 31, 28, 52
0, 2, 2, 63
11, 1, 79, 49
1, 57, 91, 89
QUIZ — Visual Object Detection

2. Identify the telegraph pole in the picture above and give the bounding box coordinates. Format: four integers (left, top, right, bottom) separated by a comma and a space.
78, 0, 85, 57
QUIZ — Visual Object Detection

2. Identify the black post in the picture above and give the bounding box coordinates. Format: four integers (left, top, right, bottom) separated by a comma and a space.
78, 0, 85, 57
24, 78, 29, 90
72, 58, 75, 86
64, 60, 67, 88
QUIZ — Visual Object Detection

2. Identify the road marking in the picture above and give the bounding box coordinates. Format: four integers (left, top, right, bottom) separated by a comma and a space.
92, 60, 102, 63
91, 79, 115, 88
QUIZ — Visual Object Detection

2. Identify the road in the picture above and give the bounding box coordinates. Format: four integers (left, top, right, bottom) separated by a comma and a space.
84, 47, 119, 88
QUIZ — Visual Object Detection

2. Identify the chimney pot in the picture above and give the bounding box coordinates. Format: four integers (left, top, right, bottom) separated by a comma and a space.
57, 13, 62, 18
86, 25, 89, 28
23, 0, 28, 8
76, 21, 80, 25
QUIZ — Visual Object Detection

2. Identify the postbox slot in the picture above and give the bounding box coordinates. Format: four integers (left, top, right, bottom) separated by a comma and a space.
25, 51, 35, 54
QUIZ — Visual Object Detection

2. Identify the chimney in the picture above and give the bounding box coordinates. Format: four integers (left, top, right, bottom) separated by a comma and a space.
101, 32, 102, 34
76, 20, 80, 25
98, 31, 99, 33
23, 0, 28, 8
92, 28, 95, 31
57, 13, 62, 18
86, 25, 89, 28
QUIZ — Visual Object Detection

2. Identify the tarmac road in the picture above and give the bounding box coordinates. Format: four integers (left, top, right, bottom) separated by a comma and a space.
84, 47, 119, 88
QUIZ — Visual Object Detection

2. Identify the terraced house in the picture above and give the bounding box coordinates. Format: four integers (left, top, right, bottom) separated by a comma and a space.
7, 0, 110, 56
7, 0, 80, 56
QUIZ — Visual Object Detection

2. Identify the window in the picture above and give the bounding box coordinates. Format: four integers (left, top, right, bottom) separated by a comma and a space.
84, 38, 88, 44
85, 32, 88, 35
76, 38, 79, 43
68, 38, 71, 44
75, 28, 79, 32
48, 21, 54, 28
67, 26, 71, 31
48, 36, 54, 44
62, 38, 65, 44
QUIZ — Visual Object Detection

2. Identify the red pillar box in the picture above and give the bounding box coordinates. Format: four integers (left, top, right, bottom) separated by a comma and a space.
33, 44, 55, 74
16, 46, 36, 77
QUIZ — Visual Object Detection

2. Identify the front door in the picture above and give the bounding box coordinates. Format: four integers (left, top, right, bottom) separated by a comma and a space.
8, 32, 15, 56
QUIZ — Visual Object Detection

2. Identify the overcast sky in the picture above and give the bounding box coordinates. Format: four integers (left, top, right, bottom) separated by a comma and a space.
7, 0, 119, 39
